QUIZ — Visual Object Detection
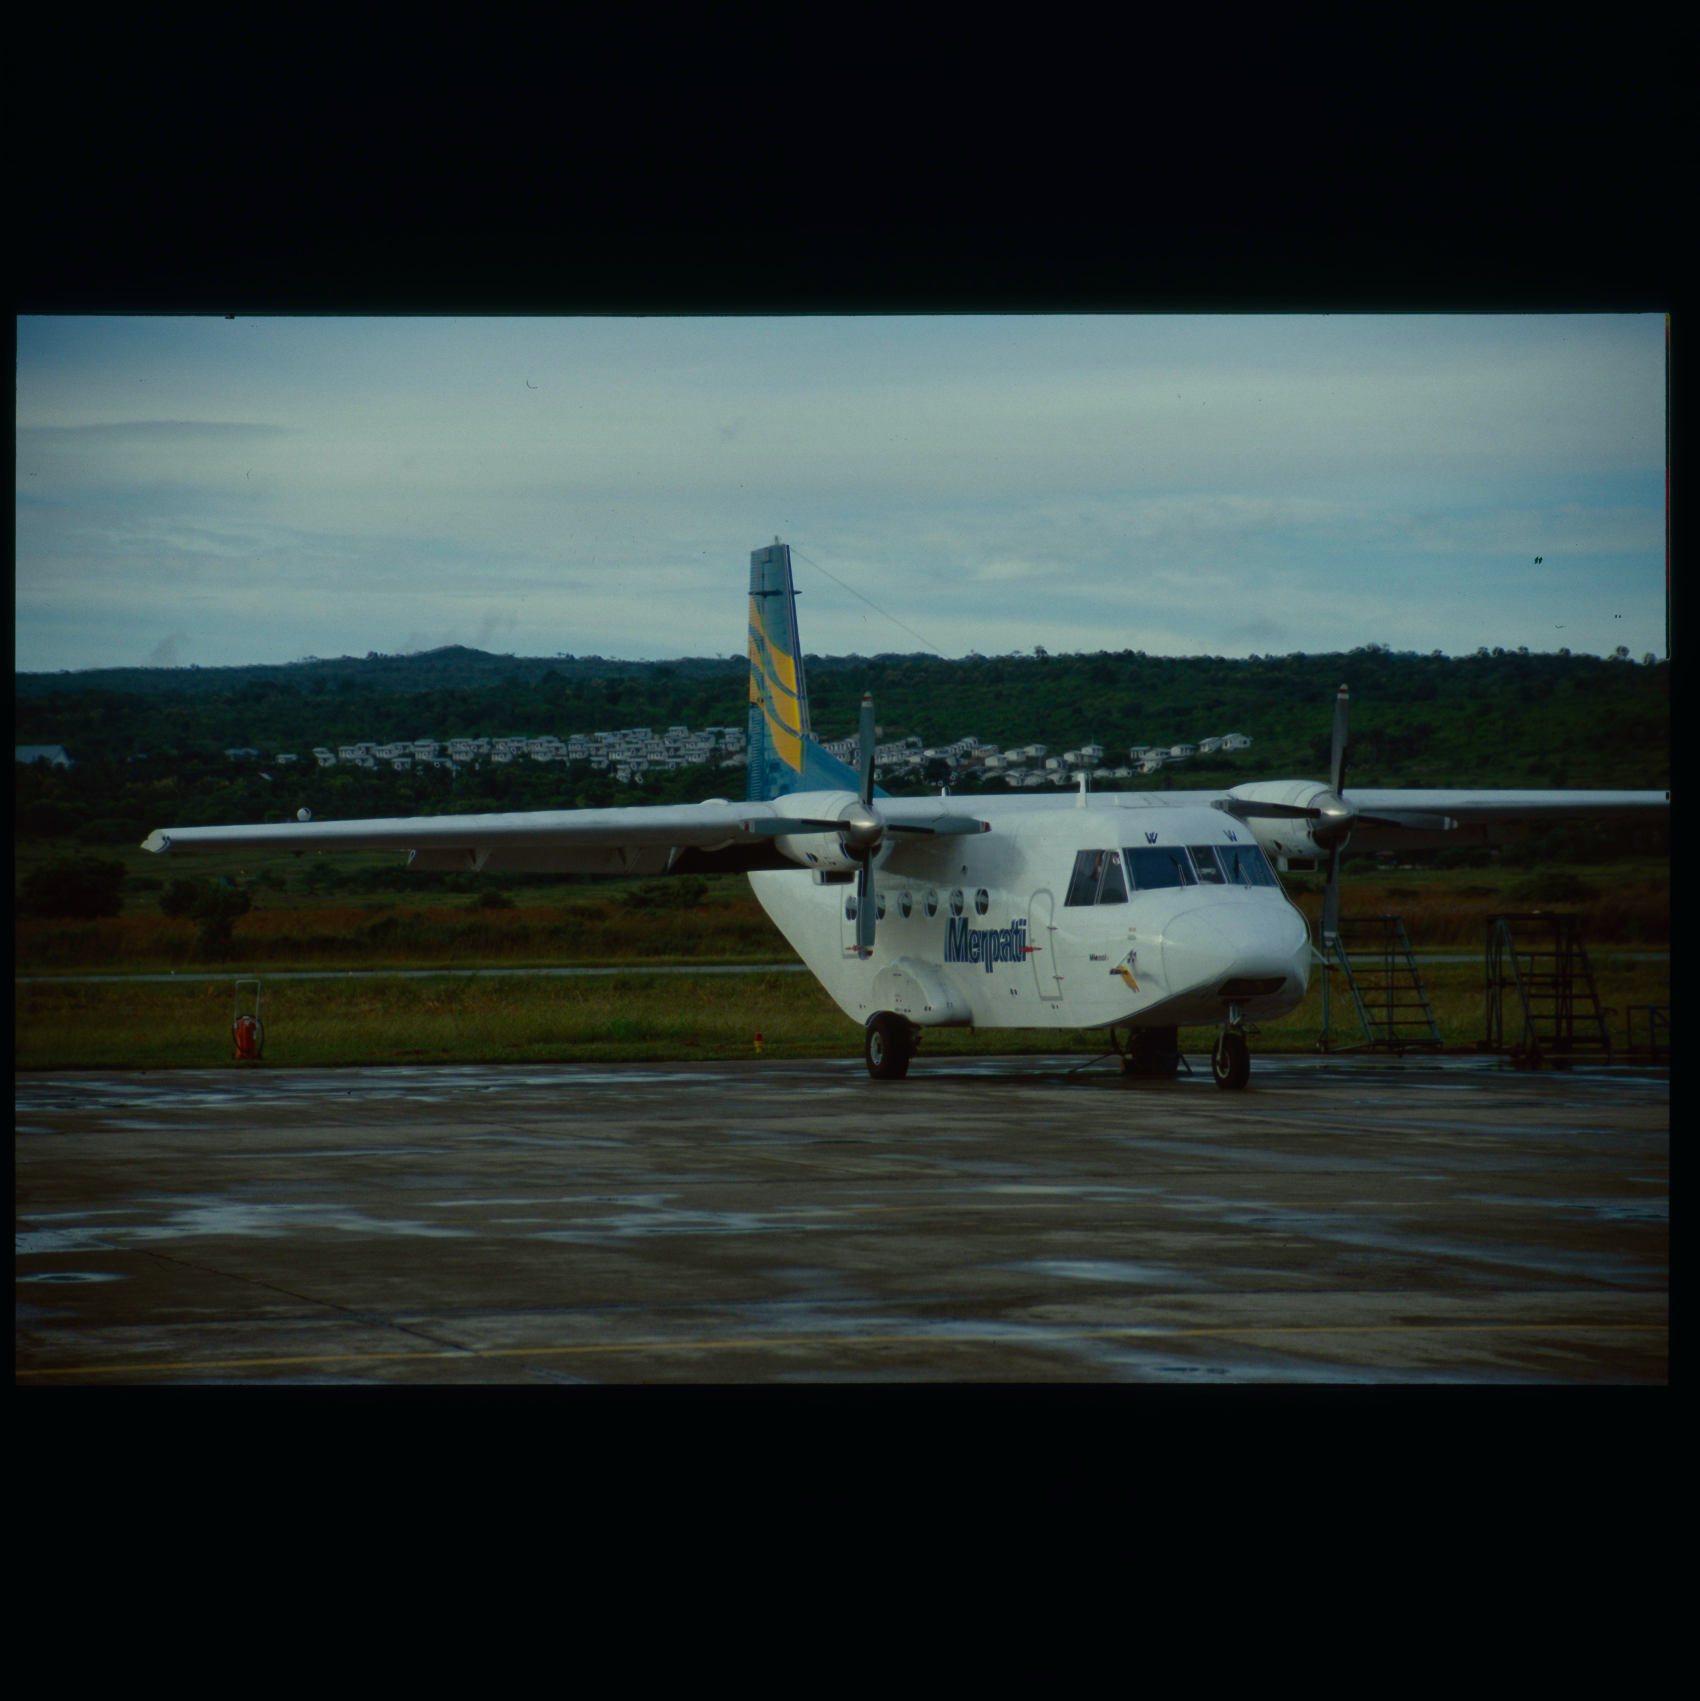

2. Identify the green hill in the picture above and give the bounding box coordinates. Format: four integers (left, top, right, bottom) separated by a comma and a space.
16, 646, 1669, 858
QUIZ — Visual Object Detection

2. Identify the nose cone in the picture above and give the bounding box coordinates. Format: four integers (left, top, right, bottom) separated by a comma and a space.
1161, 901, 1311, 1005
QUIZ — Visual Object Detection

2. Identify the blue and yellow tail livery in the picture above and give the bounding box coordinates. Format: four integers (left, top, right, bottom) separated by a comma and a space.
746, 540, 860, 801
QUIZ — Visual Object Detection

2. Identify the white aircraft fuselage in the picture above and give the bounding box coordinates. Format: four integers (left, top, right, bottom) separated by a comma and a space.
748, 789, 1311, 1034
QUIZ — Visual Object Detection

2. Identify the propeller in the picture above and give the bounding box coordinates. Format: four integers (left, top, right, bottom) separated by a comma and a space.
851, 693, 880, 953
1321, 685, 1350, 939
1215, 685, 1456, 945
743, 693, 987, 954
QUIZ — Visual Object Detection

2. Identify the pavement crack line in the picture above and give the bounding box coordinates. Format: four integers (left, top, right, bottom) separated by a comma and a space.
132, 1246, 476, 1358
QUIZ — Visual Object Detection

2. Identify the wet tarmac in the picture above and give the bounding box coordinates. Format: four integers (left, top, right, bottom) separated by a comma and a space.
15, 1054, 1668, 1385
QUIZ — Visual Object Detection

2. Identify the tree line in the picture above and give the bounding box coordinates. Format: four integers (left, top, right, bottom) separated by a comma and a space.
19, 642, 1669, 792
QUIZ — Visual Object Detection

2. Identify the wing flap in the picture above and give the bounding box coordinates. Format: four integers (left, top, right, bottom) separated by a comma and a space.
142, 800, 781, 869
1341, 788, 1667, 851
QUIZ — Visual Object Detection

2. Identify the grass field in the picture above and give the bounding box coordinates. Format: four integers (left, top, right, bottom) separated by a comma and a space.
15, 954, 1669, 1072
15, 858, 1667, 1071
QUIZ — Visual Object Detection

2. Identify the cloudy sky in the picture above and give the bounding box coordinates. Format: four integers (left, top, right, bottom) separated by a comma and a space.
15, 314, 1667, 675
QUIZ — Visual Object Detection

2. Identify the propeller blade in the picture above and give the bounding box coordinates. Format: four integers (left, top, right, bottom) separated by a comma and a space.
858, 693, 876, 807
1213, 798, 1323, 822
855, 860, 876, 954
1330, 684, 1350, 797
1322, 843, 1341, 943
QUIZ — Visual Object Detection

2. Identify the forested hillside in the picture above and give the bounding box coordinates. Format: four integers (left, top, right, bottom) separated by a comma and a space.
17, 645, 1670, 854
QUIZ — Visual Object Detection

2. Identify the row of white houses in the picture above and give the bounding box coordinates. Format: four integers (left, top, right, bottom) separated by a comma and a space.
819, 731, 1255, 787
225, 725, 748, 780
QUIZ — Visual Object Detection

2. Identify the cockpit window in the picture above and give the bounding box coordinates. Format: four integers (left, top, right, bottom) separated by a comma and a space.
1188, 845, 1227, 884
1124, 847, 1198, 890
1066, 850, 1108, 906
1218, 843, 1279, 887
1097, 853, 1127, 905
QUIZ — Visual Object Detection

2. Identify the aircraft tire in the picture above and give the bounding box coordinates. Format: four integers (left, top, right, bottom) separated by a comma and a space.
1121, 1026, 1180, 1078
865, 1012, 912, 1080
1211, 1030, 1250, 1090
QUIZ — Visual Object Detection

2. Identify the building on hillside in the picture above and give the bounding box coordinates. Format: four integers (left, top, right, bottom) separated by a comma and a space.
15, 745, 73, 768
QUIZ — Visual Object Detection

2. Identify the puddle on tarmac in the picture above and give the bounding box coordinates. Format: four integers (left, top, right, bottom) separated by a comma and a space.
17, 1226, 117, 1255
1460, 1193, 1668, 1224
1016, 1257, 1206, 1289
17, 1270, 128, 1284
18, 1199, 476, 1250
539, 1204, 847, 1241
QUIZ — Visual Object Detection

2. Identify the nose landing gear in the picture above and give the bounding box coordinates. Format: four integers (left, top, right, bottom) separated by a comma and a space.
1211, 1008, 1252, 1090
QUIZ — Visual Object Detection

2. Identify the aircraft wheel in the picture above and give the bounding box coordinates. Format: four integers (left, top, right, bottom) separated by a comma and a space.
1121, 1026, 1180, 1078
1211, 1029, 1250, 1091
865, 1012, 913, 1080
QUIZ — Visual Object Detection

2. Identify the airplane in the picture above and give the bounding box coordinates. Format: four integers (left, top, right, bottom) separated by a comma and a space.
142, 540, 1668, 1089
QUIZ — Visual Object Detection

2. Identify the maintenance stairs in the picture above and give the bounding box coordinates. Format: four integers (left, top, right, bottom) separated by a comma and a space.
1483, 912, 1614, 1068
1317, 915, 1443, 1054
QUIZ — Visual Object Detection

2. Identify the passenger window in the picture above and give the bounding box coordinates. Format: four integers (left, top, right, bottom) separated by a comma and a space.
924, 890, 939, 918
1123, 847, 1198, 890
949, 889, 965, 916
899, 890, 913, 918
1188, 846, 1226, 884
974, 888, 990, 915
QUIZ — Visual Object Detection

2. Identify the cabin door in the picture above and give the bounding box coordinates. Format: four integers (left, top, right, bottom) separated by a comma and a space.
1028, 888, 1064, 1002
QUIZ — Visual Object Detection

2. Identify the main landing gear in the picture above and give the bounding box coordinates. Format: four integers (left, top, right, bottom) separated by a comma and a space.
865, 1011, 920, 1080
1109, 1021, 1252, 1088
864, 1006, 918, 1075
1119, 1025, 1181, 1079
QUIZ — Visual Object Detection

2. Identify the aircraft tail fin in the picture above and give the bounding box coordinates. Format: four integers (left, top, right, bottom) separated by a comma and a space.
746, 540, 865, 801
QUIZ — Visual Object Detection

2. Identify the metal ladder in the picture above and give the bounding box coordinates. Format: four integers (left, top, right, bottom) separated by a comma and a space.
1483, 912, 1613, 1068
1318, 915, 1443, 1053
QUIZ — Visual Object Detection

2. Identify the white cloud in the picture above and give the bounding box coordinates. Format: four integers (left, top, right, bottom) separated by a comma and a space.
14, 314, 1667, 670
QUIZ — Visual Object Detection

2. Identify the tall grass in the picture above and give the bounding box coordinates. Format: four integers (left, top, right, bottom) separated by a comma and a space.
15, 859, 1668, 1070
14, 896, 798, 974
14, 861, 1668, 974
15, 971, 844, 1070
15, 959, 1668, 1072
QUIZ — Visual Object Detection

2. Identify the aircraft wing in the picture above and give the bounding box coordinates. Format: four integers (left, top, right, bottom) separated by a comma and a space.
1340, 788, 1668, 851
141, 793, 996, 877
141, 800, 815, 877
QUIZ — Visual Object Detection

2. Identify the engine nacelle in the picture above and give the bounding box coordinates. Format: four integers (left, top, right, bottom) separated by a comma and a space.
761, 789, 864, 872
772, 832, 860, 873
1225, 780, 1353, 860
